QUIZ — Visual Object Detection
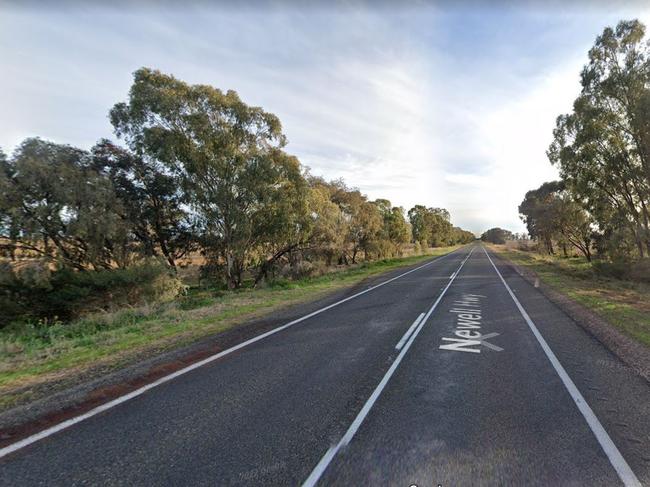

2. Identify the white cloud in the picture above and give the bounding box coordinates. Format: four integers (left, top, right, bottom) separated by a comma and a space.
2, 5, 650, 235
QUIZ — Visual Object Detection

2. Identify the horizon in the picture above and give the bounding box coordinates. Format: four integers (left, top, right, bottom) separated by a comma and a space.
2, 2, 649, 234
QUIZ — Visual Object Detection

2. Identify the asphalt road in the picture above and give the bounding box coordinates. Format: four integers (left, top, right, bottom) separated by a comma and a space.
1, 245, 649, 486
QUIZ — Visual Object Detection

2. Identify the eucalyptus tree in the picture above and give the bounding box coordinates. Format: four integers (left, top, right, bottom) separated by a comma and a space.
374, 199, 410, 256
548, 19, 650, 257
91, 140, 196, 270
480, 228, 514, 245
111, 68, 309, 288
519, 181, 564, 254
327, 180, 382, 263
305, 178, 348, 266
0, 138, 129, 270
407, 205, 453, 247
519, 181, 595, 260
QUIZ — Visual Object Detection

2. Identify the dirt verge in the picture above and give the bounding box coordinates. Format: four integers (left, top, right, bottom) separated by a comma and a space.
0, 255, 440, 449
492, 251, 650, 383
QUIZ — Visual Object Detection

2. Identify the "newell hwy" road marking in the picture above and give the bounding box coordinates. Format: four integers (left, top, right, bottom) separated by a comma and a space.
302, 247, 476, 487
439, 293, 503, 353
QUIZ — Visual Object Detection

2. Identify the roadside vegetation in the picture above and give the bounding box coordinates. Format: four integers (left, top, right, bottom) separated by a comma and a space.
0, 68, 474, 406
0, 246, 459, 408
486, 20, 650, 350
517, 20, 650, 274
491, 245, 650, 348
481, 20, 650, 352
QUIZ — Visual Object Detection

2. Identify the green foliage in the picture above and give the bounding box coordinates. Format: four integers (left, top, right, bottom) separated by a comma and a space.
0, 138, 131, 269
1, 67, 476, 327
548, 19, 650, 260
519, 181, 595, 260
407, 206, 473, 247
111, 68, 310, 288
481, 227, 514, 245
0, 260, 186, 327
91, 140, 197, 268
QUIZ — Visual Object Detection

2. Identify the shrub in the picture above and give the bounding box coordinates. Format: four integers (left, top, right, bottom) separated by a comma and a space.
0, 259, 186, 327
592, 258, 650, 283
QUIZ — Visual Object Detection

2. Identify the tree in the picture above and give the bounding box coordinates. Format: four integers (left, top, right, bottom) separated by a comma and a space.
519, 181, 595, 261
556, 197, 595, 261
374, 199, 410, 257
451, 226, 475, 244
305, 178, 347, 266
548, 20, 650, 258
327, 180, 382, 263
407, 205, 453, 247
0, 138, 129, 270
481, 227, 514, 245
91, 140, 196, 269
519, 181, 564, 254
110, 68, 309, 288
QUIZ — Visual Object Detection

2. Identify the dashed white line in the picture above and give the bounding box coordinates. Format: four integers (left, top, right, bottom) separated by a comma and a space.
395, 313, 425, 350
302, 246, 476, 487
483, 246, 641, 487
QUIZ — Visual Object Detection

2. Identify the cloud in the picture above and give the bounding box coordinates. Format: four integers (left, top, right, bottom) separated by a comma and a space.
2, 4, 650, 235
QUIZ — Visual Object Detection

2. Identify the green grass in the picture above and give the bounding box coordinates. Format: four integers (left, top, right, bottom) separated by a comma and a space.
0, 246, 460, 408
491, 246, 650, 348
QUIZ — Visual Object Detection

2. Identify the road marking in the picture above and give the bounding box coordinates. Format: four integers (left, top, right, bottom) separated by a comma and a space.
302, 247, 476, 487
449, 271, 456, 279
439, 293, 502, 353
483, 246, 641, 487
395, 313, 425, 350
476, 332, 503, 351
0, 247, 469, 460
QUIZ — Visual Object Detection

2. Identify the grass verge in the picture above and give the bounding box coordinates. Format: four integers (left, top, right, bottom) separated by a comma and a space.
490, 245, 650, 348
0, 246, 460, 409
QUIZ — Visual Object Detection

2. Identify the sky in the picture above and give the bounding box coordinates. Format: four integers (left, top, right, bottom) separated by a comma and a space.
1, 1, 650, 234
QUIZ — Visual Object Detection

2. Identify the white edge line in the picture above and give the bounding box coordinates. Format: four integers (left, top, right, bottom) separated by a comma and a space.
0, 247, 469, 460
482, 246, 641, 487
395, 313, 425, 350
302, 246, 476, 487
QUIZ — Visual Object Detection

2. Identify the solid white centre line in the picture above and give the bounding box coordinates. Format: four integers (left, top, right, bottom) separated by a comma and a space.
395, 313, 425, 350
483, 246, 641, 487
0, 247, 469, 460
302, 246, 476, 487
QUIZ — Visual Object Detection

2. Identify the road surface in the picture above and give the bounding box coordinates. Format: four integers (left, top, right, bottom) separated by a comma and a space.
1, 245, 649, 486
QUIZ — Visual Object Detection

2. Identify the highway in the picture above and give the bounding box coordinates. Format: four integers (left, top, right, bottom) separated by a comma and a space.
1, 245, 649, 486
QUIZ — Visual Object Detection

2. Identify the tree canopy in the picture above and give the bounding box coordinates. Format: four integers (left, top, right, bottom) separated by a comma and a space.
548, 19, 650, 259
1, 67, 475, 293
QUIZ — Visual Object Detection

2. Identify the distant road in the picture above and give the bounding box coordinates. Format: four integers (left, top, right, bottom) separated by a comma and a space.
1, 245, 649, 486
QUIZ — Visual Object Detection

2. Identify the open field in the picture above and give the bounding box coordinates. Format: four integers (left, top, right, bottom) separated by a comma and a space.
490, 245, 650, 348
0, 246, 460, 409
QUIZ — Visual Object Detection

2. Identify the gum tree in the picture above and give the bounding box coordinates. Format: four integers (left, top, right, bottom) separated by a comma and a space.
110, 68, 309, 287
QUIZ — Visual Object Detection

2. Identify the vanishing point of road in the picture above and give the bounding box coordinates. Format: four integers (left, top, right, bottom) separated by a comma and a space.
1, 245, 649, 486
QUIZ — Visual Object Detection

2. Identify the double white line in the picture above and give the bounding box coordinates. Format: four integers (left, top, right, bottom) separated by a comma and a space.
302, 247, 476, 487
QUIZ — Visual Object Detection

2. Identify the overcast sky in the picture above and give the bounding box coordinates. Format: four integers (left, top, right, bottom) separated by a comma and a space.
2, 1, 649, 233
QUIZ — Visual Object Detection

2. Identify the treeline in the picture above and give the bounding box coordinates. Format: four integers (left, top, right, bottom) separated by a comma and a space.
519, 20, 650, 276
480, 228, 515, 245
0, 68, 473, 308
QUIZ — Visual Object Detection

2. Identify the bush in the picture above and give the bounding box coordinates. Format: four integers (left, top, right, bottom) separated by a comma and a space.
592, 258, 650, 283
0, 259, 186, 327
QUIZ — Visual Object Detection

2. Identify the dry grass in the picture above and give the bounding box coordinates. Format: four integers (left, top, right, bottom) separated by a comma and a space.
491, 245, 650, 348
0, 246, 461, 409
